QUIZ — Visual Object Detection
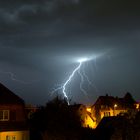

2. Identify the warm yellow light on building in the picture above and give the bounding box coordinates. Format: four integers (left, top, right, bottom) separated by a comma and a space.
86, 107, 91, 113
83, 115, 96, 129
0, 131, 29, 140
136, 104, 139, 109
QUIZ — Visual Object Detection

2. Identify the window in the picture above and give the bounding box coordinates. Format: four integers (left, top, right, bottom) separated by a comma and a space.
6, 136, 10, 140
0, 110, 9, 121
6, 135, 16, 140
12, 136, 16, 140
104, 112, 110, 117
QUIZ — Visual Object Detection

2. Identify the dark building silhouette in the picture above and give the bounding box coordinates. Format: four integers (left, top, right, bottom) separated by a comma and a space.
0, 83, 29, 140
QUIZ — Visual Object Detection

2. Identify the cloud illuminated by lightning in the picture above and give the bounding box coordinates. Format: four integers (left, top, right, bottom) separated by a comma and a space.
77, 58, 89, 63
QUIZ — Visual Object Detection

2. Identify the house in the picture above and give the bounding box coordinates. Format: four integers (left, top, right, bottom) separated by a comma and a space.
135, 102, 140, 111
92, 93, 137, 126
70, 104, 96, 129
0, 83, 29, 140
95, 110, 140, 140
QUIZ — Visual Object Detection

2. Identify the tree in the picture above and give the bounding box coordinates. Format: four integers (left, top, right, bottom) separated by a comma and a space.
124, 92, 136, 108
29, 96, 82, 140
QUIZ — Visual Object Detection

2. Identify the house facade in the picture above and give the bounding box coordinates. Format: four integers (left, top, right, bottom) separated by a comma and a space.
0, 83, 29, 140
92, 93, 137, 126
70, 104, 96, 129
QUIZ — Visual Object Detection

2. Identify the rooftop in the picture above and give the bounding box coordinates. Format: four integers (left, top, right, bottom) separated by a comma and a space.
0, 83, 24, 105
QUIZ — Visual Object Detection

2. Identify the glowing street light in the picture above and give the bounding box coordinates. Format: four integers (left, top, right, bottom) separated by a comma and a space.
113, 104, 117, 116
114, 104, 118, 108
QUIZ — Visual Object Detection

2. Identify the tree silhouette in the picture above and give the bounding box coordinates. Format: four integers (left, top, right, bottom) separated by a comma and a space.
124, 92, 136, 108
29, 96, 82, 140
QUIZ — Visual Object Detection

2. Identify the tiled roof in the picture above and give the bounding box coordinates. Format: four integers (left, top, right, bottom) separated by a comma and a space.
0, 83, 24, 105
94, 93, 136, 109
94, 96, 122, 107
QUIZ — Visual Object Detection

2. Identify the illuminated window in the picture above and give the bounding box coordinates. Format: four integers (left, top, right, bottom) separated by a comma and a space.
104, 112, 110, 117
6, 136, 10, 140
6, 135, 16, 140
136, 104, 139, 109
0, 110, 9, 121
12, 136, 16, 140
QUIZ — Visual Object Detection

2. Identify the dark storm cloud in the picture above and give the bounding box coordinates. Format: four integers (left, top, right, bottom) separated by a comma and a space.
0, 0, 139, 41
0, 0, 139, 59
0, 0, 139, 27
0, 0, 79, 25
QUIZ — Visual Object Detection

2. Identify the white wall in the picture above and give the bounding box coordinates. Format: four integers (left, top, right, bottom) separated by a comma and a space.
0, 130, 30, 140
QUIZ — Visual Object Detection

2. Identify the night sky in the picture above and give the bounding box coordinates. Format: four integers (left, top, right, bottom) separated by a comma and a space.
0, 0, 140, 105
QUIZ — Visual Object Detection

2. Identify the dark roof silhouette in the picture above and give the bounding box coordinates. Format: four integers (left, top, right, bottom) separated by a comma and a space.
96, 116, 132, 139
93, 95, 123, 109
0, 83, 24, 105
96, 116, 127, 129
0, 121, 28, 132
93, 94, 136, 109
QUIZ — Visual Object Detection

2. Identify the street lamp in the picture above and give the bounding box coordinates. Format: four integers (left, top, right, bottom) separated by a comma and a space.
114, 104, 117, 108
114, 104, 117, 116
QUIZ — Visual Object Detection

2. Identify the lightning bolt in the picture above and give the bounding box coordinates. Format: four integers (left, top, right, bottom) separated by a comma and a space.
51, 61, 86, 105
62, 62, 82, 105
51, 57, 97, 105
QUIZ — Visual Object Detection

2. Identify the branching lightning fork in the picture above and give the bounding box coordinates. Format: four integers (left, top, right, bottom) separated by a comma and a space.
62, 61, 82, 105
51, 58, 90, 105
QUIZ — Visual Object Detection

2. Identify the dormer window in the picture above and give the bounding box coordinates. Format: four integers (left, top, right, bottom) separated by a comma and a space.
0, 110, 9, 121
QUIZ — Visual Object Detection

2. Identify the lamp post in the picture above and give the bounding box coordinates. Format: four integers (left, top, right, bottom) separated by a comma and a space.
114, 104, 117, 116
